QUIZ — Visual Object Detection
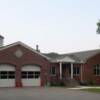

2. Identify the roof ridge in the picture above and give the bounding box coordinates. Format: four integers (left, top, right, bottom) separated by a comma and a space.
61, 49, 100, 55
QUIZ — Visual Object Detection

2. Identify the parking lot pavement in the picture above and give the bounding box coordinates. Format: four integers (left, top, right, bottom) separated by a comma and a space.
0, 87, 100, 100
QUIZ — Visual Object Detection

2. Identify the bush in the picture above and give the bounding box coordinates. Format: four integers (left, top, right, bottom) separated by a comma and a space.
59, 81, 66, 87
50, 81, 66, 87
87, 80, 96, 86
80, 81, 88, 86
80, 80, 96, 86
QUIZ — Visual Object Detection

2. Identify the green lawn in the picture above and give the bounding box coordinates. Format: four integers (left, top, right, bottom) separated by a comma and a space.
82, 88, 100, 93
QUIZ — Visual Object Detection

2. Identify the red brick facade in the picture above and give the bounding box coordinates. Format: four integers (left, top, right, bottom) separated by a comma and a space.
0, 44, 50, 87
0, 42, 100, 87
83, 53, 100, 85
50, 54, 100, 85
50, 63, 82, 85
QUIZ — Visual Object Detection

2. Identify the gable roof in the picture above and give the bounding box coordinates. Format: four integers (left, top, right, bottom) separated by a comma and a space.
0, 41, 50, 60
44, 49, 100, 63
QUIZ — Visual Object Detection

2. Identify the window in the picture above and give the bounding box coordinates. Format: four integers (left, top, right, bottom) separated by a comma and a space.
21, 71, 40, 79
27, 71, 34, 79
22, 72, 27, 78
94, 64, 100, 75
34, 71, 40, 78
0, 71, 15, 79
50, 67, 56, 76
8, 71, 15, 79
73, 67, 80, 75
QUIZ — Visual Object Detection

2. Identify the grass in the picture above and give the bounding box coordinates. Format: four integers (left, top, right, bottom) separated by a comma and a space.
81, 88, 100, 93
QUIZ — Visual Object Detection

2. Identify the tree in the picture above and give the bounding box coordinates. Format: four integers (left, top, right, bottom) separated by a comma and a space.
97, 20, 100, 34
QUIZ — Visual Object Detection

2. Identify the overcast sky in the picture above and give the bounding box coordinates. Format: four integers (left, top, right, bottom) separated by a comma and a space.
0, 0, 100, 53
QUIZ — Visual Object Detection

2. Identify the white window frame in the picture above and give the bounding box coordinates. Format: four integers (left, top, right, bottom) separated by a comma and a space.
0, 71, 15, 79
21, 71, 40, 79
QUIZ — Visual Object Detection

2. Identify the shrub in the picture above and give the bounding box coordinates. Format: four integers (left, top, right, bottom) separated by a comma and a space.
50, 81, 66, 87
80, 80, 96, 86
87, 80, 96, 86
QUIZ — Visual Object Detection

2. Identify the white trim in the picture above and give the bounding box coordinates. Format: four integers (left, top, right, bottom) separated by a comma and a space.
0, 41, 49, 60
22, 65, 40, 71
0, 64, 15, 71
71, 63, 73, 79
51, 56, 76, 63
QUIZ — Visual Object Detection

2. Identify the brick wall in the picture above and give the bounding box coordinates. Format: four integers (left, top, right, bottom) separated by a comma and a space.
0, 44, 50, 87
83, 53, 100, 84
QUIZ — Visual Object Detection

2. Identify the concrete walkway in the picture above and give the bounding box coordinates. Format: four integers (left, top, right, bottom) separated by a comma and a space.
68, 86, 100, 89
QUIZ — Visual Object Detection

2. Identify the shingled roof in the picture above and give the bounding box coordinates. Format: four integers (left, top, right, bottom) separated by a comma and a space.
66, 49, 100, 62
44, 49, 100, 63
44, 52, 61, 59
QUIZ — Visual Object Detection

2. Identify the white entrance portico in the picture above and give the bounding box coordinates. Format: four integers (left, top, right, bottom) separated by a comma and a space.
59, 62, 74, 80
52, 56, 75, 80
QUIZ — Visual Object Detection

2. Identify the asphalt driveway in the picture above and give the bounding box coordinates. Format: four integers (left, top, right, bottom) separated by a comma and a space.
0, 87, 100, 100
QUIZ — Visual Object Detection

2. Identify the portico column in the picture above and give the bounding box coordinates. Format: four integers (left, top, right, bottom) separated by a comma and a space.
71, 63, 73, 79
59, 62, 62, 79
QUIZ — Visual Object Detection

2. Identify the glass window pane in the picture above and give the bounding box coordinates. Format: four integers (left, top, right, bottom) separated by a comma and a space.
22, 71, 27, 74
94, 65, 100, 75
21, 71, 27, 78
73, 67, 80, 75
97, 69, 99, 75
77, 67, 80, 74
28, 75, 34, 79
22, 75, 27, 78
73, 67, 76, 74
51, 67, 56, 75
1, 71, 7, 75
34, 74, 40, 78
8, 71, 15, 75
35, 71, 40, 75
1, 75, 7, 79
8, 75, 15, 79
28, 71, 34, 74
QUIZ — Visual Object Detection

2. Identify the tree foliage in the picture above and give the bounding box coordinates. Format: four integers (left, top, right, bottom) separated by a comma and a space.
97, 20, 100, 34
